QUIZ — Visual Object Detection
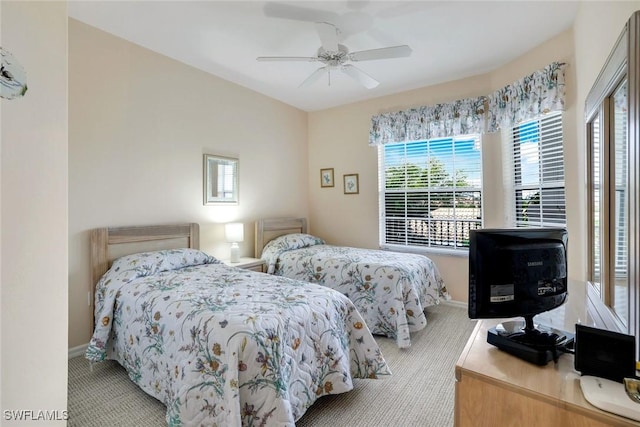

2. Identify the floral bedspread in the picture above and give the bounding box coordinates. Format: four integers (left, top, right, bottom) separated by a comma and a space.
86, 249, 390, 427
261, 234, 449, 348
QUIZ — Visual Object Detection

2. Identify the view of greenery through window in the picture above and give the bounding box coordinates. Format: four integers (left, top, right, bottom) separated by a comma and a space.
379, 115, 565, 250
380, 136, 482, 249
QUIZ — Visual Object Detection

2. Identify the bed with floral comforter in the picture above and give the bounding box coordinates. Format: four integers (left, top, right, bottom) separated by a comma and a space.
261, 234, 449, 348
86, 248, 390, 427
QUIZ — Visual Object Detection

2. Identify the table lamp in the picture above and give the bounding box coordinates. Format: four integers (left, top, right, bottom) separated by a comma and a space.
225, 222, 244, 263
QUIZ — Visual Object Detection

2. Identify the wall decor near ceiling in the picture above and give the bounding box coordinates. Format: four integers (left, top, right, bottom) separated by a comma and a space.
343, 174, 359, 195
203, 154, 239, 205
320, 168, 334, 188
0, 47, 27, 99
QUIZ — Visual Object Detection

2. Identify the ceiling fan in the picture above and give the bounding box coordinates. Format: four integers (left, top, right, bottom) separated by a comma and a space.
256, 22, 412, 89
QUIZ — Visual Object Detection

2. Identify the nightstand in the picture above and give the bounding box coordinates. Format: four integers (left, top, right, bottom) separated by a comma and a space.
222, 257, 266, 272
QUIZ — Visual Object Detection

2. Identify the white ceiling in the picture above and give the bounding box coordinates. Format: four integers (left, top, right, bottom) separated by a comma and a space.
68, 1, 580, 112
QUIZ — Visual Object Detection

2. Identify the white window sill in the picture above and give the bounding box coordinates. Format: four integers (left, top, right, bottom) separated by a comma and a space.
380, 244, 469, 258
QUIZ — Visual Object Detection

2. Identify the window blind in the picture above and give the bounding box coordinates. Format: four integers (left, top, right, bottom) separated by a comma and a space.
613, 81, 628, 283
379, 135, 482, 250
591, 115, 602, 287
511, 112, 566, 227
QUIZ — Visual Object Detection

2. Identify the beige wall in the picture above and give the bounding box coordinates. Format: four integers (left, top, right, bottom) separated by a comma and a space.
68, 19, 309, 348
1, 1, 68, 423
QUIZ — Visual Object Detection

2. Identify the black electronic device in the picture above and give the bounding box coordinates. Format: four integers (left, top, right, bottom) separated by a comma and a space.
468, 227, 573, 365
574, 324, 636, 383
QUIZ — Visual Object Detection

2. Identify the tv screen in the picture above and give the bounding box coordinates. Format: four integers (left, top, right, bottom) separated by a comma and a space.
468, 227, 568, 321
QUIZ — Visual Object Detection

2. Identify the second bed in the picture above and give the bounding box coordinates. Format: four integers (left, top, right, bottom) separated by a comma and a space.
256, 218, 449, 348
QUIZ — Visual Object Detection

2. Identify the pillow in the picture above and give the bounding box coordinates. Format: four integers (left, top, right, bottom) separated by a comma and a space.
264, 233, 325, 253
109, 248, 220, 279
261, 233, 325, 274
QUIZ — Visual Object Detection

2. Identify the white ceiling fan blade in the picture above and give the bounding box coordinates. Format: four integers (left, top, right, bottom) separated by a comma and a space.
257, 56, 318, 62
263, 2, 340, 23
350, 45, 412, 62
341, 64, 379, 89
299, 66, 328, 88
315, 22, 339, 52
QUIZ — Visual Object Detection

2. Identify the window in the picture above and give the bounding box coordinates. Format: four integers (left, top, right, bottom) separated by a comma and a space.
588, 77, 630, 330
585, 12, 638, 346
510, 112, 566, 227
378, 135, 482, 251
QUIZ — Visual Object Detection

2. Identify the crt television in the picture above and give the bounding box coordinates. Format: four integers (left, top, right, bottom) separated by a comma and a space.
468, 227, 571, 365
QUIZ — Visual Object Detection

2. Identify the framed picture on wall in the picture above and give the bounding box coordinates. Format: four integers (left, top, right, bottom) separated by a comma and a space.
320, 168, 334, 187
343, 173, 359, 194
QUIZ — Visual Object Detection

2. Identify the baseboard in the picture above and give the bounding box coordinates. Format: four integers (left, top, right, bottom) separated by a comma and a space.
69, 343, 88, 359
443, 299, 468, 310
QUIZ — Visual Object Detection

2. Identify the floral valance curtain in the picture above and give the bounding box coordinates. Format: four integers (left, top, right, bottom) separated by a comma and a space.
368, 96, 486, 146
368, 61, 567, 145
486, 62, 567, 132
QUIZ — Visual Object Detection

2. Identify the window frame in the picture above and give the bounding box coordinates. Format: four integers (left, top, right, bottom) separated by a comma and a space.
584, 13, 639, 351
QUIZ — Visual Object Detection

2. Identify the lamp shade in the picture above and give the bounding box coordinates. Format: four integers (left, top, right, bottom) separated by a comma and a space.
225, 222, 244, 243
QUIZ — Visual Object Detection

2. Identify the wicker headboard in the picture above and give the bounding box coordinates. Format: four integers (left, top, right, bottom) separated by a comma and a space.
89, 223, 199, 330
255, 218, 307, 258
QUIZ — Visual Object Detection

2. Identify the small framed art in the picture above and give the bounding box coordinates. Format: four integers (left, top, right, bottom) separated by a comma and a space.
343, 173, 359, 194
320, 168, 334, 187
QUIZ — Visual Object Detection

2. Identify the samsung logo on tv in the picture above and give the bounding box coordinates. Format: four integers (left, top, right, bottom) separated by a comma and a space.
528, 261, 544, 266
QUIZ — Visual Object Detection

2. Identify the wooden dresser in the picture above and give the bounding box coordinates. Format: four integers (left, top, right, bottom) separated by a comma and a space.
455, 280, 640, 427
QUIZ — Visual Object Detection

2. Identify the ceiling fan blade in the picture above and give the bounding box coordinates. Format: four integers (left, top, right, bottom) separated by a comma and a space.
264, 2, 340, 23
299, 66, 328, 88
315, 22, 339, 52
341, 64, 379, 89
257, 56, 318, 62
349, 45, 412, 62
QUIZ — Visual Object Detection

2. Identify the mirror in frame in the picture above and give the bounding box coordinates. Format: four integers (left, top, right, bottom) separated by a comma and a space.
203, 154, 239, 205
